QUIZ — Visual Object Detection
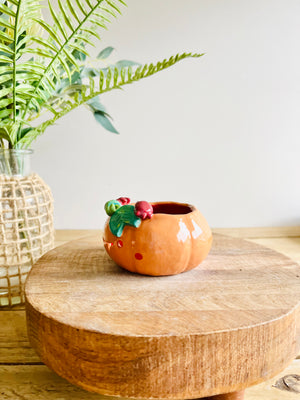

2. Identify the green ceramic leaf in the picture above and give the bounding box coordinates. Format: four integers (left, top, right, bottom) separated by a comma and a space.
109, 205, 141, 237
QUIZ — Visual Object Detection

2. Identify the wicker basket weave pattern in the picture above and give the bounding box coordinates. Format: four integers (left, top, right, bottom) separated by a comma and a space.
0, 173, 54, 306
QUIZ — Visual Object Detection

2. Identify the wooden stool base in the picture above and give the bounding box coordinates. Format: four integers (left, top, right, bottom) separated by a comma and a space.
25, 234, 300, 399
201, 390, 244, 400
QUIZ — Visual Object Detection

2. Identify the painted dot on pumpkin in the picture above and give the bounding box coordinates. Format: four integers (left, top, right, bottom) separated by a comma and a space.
103, 239, 113, 247
135, 252, 143, 260
117, 240, 123, 248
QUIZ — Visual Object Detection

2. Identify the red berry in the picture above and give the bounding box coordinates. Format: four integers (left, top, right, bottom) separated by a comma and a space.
134, 201, 153, 220
117, 197, 130, 205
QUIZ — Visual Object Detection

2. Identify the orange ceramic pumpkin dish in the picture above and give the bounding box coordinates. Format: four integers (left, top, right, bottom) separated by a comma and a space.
103, 200, 213, 276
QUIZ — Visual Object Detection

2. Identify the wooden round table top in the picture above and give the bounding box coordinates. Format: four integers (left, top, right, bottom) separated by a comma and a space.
25, 233, 300, 399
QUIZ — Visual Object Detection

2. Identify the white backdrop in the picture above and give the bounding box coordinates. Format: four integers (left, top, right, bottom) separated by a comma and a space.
32, 0, 300, 229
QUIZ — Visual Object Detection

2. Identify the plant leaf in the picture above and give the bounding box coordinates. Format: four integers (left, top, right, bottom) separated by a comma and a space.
58, 0, 75, 32
0, 127, 11, 142
86, 96, 107, 113
94, 110, 119, 134
65, 0, 80, 23
114, 59, 140, 69
97, 46, 114, 59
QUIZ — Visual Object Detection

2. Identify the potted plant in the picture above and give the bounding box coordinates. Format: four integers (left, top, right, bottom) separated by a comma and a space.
0, 0, 204, 306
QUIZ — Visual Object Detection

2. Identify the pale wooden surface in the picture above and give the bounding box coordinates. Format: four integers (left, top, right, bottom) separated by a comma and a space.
1, 228, 300, 400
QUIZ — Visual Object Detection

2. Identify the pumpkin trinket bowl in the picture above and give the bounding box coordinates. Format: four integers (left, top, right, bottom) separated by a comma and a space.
103, 198, 213, 276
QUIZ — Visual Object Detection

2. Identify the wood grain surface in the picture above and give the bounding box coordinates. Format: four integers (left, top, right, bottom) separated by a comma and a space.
25, 233, 300, 399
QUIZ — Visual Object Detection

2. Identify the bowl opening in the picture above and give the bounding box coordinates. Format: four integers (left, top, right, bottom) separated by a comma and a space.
152, 203, 193, 215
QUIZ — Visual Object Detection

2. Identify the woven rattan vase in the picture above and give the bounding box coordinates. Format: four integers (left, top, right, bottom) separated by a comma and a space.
0, 149, 54, 306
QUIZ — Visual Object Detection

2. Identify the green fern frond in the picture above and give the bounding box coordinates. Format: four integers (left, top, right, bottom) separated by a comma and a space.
21, 0, 126, 122
0, 0, 44, 133
0, 0, 204, 149
17, 52, 204, 147
0, 0, 126, 144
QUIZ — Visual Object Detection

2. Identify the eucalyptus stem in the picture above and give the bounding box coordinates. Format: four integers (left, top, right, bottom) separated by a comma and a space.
3, 151, 12, 175
10, 152, 21, 175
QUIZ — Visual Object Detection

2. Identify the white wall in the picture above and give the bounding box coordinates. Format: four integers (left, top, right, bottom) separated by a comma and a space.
32, 0, 300, 229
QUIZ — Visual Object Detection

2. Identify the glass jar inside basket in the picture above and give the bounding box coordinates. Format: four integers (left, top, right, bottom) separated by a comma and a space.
0, 149, 54, 306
